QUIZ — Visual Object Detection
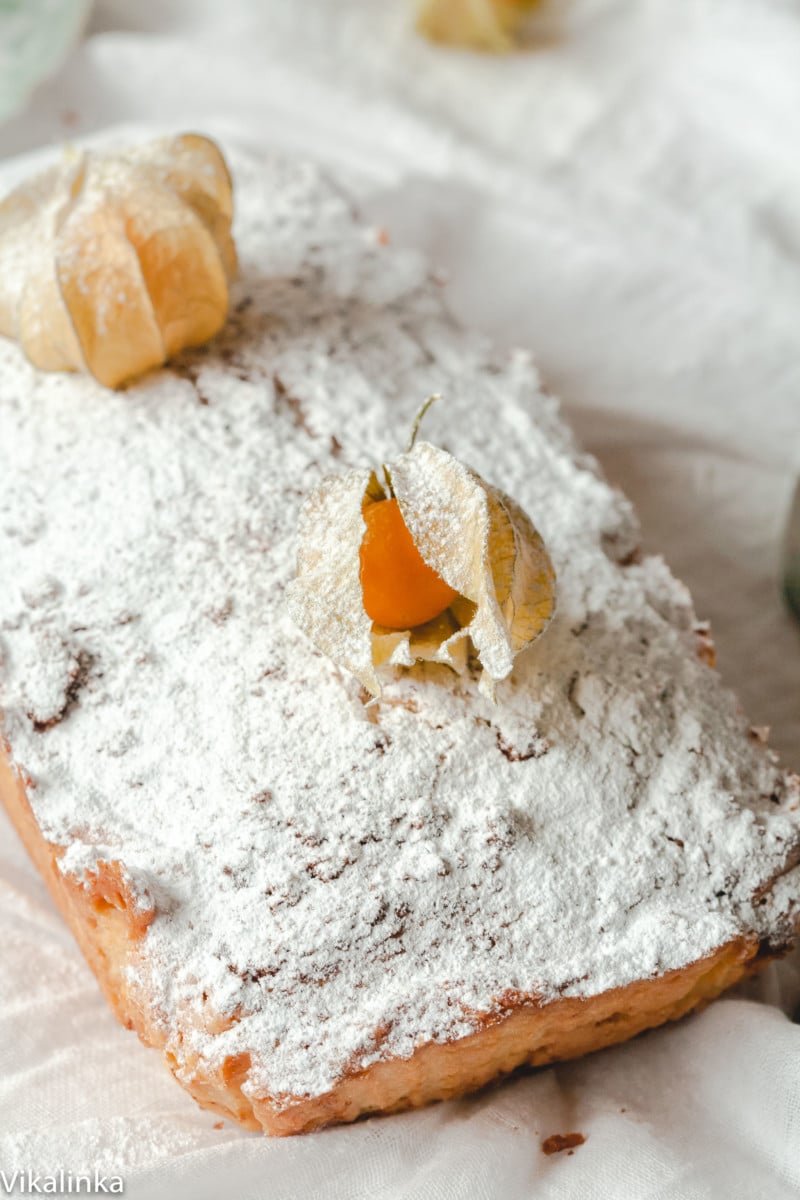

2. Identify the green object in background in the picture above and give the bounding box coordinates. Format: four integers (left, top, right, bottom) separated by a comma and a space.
0, 0, 92, 125
784, 478, 800, 622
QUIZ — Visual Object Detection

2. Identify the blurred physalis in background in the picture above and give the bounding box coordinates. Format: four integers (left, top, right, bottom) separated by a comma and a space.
416, 0, 540, 51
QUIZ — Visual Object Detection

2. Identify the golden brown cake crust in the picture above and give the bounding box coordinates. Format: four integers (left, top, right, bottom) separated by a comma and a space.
0, 737, 781, 1137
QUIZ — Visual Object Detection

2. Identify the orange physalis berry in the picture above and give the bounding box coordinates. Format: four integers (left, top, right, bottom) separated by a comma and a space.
288, 396, 557, 699
359, 498, 458, 630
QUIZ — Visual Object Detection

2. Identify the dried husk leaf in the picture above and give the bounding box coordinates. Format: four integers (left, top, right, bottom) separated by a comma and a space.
0, 133, 236, 388
390, 442, 556, 696
289, 440, 556, 699
287, 467, 382, 698
139, 133, 237, 280
115, 179, 230, 359
416, 0, 539, 51
57, 185, 166, 389
0, 157, 85, 360
18, 258, 85, 374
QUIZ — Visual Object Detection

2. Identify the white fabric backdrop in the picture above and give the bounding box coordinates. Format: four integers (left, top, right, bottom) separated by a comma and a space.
0, 2, 798, 1197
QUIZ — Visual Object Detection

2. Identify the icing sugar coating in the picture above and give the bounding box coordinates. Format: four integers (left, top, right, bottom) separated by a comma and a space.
0, 147, 798, 1105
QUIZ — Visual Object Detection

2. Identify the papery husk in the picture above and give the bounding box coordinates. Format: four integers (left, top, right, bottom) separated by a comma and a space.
288, 467, 383, 698
0, 133, 236, 389
288, 440, 556, 699
416, 0, 539, 51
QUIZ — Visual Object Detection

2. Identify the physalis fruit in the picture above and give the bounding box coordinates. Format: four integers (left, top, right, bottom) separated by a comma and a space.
287, 399, 556, 699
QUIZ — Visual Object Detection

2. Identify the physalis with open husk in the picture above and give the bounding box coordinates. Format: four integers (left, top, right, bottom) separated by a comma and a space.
0, 133, 236, 389
287, 400, 556, 699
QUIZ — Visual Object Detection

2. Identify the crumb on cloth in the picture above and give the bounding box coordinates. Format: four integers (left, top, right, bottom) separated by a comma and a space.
542, 1132, 586, 1156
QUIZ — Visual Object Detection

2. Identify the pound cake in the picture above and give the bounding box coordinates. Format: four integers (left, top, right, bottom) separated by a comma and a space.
1, 143, 799, 1136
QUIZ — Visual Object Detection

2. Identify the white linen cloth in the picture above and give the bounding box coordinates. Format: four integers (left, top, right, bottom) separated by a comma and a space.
0, 2, 798, 1196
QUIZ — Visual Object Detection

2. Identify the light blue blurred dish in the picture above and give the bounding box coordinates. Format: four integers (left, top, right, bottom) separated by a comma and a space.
0, 0, 92, 125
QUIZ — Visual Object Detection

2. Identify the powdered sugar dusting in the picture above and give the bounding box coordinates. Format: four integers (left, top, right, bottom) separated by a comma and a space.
0, 146, 798, 1107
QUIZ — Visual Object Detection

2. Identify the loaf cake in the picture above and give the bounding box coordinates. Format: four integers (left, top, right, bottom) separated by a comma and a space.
1, 144, 798, 1136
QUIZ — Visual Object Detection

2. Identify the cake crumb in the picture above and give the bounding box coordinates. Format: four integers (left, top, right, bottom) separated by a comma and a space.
542, 1132, 586, 1156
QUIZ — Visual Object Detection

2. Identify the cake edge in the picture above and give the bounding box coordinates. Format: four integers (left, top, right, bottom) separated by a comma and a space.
1, 731, 789, 1137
